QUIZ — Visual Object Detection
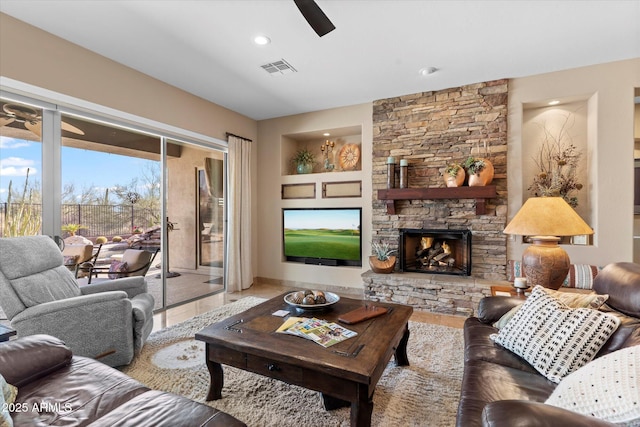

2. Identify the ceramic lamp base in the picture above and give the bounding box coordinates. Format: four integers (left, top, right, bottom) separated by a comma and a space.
521, 236, 570, 290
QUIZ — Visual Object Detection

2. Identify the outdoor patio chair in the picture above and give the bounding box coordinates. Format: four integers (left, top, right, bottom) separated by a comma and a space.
62, 243, 102, 278
83, 248, 159, 284
0, 235, 154, 367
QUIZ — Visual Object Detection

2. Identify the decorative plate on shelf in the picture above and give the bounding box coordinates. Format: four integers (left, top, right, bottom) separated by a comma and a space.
284, 291, 340, 311
338, 144, 360, 170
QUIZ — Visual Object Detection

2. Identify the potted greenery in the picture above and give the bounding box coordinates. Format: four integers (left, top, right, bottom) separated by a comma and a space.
463, 156, 485, 174
442, 163, 465, 187
61, 223, 86, 237
292, 147, 316, 174
369, 241, 397, 274
464, 156, 494, 186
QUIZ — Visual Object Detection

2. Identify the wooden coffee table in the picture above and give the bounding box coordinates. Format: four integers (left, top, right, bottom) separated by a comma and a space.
195, 293, 413, 427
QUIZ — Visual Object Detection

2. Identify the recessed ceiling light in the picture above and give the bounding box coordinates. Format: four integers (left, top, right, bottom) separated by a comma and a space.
419, 67, 438, 76
323, 133, 330, 136
548, 100, 560, 106
254, 35, 271, 45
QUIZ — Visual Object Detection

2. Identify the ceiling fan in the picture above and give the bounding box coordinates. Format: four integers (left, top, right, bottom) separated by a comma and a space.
0, 103, 85, 137
293, 0, 335, 37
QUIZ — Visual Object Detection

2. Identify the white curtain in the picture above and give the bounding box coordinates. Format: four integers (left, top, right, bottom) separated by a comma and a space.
226, 135, 253, 291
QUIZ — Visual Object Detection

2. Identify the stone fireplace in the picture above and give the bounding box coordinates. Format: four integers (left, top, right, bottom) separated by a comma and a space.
399, 229, 472, 276
364, 79, 510, 316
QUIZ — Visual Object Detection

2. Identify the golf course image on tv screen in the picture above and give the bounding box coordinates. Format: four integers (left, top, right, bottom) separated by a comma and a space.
283, 208, 361, 266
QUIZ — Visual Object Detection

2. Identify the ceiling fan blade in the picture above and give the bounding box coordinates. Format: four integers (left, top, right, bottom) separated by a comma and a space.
23, 119, 84, 136
293, 0, 335, 37
24, 121, 42, 137
62, 120, 85, 135
0, 116, 15, 127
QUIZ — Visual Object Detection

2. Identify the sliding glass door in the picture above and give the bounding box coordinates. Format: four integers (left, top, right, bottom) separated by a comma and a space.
163, 139, 226, 307
60, 114, 165, 308
0, 99, 44, 237
0, 91, 227, 311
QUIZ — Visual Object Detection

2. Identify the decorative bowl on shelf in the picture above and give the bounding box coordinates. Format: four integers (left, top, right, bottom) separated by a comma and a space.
284, 291, 340, 311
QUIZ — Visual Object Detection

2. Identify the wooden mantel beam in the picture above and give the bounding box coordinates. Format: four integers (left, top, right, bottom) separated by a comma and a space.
377, 185, 497, 215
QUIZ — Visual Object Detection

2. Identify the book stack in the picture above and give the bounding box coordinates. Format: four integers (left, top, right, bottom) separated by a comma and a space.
276, 317, 357, 348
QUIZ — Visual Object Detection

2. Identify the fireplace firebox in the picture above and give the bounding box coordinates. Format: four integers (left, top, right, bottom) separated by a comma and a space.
399, 229, 472, 276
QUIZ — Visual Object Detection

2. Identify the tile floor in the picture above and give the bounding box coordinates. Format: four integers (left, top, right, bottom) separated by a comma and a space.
152, 281, 465, 332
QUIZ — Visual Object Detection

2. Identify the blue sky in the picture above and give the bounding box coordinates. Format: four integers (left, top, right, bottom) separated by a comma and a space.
0, 136, 155, 202
284, 208, 360, 230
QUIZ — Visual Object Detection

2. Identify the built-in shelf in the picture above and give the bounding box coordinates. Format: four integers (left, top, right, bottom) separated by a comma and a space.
377, 185, 497, 215
281, 126, 362, 176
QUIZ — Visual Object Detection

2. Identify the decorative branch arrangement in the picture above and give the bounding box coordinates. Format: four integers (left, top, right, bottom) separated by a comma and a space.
528, 113, 583, 208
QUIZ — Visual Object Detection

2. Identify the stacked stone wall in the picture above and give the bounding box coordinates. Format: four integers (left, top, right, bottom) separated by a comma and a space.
372, 80, 509, 281
362, 271, 497, 316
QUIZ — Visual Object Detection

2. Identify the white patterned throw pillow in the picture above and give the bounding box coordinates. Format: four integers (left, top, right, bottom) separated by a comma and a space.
493, 290, 609, 329
491, 286, 620, 383
546, 345, 640, 426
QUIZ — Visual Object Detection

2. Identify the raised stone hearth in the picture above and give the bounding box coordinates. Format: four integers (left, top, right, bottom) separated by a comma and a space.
362, 270, 506, 317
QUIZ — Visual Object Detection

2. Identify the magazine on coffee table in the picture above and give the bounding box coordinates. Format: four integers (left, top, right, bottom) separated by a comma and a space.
276, 317, 357, 348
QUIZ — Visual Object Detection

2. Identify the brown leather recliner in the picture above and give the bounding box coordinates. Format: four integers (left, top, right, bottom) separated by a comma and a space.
0, 334, 246, 427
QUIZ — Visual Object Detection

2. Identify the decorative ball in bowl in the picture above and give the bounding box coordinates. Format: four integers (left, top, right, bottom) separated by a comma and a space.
284, 290, 340, 311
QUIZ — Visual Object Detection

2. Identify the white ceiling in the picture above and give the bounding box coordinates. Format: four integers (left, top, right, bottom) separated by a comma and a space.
1, 1, 639, 121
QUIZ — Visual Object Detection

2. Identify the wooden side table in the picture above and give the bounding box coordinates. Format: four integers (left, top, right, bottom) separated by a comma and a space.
490, 285, 528, 300
0, 324, 16, 342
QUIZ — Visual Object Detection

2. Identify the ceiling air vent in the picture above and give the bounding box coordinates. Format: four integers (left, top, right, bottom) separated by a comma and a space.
261, 59, 297, 76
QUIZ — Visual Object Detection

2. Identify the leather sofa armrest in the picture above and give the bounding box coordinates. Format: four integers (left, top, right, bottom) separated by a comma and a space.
476, 296, 523, 324
0, 334, 72, 387
482, 400, 617, 427
593, 262, 640, 318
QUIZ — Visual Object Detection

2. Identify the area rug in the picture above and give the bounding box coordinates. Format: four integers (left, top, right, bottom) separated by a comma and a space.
122, 297, 464, 427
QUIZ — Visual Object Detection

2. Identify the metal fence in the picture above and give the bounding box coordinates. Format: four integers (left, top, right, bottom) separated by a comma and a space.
0, 203, 158, 238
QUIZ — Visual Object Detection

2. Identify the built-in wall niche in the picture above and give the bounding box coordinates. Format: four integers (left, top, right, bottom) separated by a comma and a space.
281, 125, 362, 176
522, 98, 594, 242
282, 183, 316, 199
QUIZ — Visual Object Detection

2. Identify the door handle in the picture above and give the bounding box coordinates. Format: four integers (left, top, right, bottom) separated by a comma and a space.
52, 235, 65, 251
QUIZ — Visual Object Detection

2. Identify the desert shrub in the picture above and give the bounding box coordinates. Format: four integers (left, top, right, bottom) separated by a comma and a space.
112, 236, 123, 242
95, 236, 108, 244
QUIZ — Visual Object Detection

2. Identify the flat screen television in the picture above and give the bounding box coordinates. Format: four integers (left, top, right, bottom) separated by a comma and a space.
283, 208, 362, 266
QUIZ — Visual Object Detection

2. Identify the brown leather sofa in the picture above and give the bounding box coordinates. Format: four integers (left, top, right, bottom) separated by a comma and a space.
456, 262, 640, 427
0, 334, 246, 427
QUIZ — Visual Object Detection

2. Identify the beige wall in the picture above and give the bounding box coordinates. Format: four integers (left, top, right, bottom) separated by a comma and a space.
509, 58, 640, 266
4, 13, 639, 290
0, 13, 259, 280
257, 104, 373, 290
258, 59, 640, 290
0, 14, 256, 142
